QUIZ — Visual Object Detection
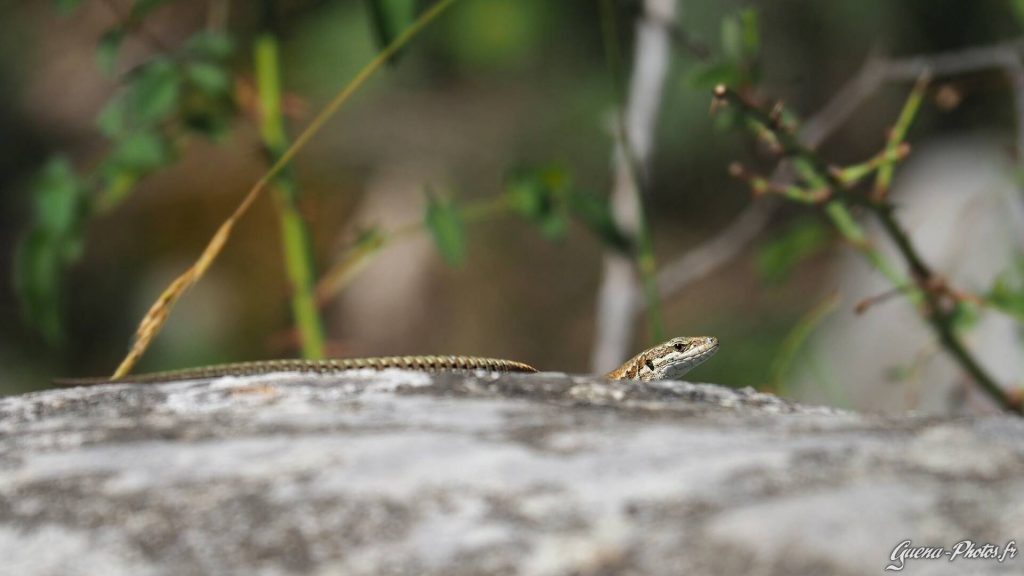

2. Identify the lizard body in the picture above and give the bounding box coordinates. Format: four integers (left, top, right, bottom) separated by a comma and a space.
55, 336, 718, 386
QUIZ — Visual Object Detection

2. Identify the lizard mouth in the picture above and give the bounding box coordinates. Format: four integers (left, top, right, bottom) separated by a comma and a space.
655, 336, 718, 380
697, 336, 719, 355
686, 337, 719, 366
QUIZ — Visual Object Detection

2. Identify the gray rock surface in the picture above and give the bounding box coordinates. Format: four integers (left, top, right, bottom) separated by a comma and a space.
0, 370, 1021, 576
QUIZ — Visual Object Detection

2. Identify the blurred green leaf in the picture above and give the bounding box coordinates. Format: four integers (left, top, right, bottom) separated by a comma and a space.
700, 9, 760, 91
365, 0, 417, 63
567, 190, 632, 254
33, 158, 84, 237
986, 258, 1024, 323
14, 230, 64, 342
757, 218, 829, 283
442, 0, 544, 71
505, 164, 633, 252
53, 0, 82, 14
108, 131, 172, 173
97, 94, 128, 137
185, 31, 234, 60
180, 102, 232, 138
15, 158, 90, 343
186, 62, 231, 96
950, 300, 982, 332
1012, 0, 1024, 27
14, 23, 241, 345
98, 59, 182, 132
181, 52, 235, 138
180, 94, 234, 138
505, 165, 571, 240
425, 189, 466, 267
93, 29, 235, 210
130, 58, 181, 125
106, 54, 213, 137
97, 28, 126, 75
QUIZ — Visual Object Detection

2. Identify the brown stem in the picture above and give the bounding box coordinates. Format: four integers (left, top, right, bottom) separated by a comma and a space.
713, 85, 1021, 414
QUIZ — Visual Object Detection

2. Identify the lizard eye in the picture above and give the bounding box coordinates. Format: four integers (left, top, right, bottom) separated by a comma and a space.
645, 359, 655, 371
673, 342, 685, 352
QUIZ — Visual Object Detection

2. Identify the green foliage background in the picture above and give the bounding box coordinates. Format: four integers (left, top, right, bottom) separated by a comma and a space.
2, 0, 1023, 402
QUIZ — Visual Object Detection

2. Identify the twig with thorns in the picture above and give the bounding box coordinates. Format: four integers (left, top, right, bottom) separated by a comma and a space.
712, 82, 1022, 414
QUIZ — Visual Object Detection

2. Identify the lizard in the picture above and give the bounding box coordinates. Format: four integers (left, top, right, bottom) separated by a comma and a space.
54, 336, 718, 386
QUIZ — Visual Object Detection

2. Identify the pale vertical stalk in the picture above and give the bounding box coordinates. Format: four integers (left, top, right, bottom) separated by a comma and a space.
592, 0, 676, 373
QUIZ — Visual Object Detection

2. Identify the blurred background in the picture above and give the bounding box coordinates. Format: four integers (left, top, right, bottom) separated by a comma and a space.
1, 0, 1022, 413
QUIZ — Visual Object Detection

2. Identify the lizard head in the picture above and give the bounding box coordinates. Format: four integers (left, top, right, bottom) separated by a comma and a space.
617, 336, 719, 381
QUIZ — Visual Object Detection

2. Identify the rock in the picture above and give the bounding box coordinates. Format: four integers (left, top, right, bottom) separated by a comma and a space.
0, 370, 1021, 576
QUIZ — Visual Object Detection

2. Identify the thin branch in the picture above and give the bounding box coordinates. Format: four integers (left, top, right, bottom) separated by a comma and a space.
653, 37, 1024, 306
592, 0, 676, 373
713, 84, 1021, 414
798, 54, 887, 149
651, 56, 886, 305
654, 199, 774, 299
881, 38, 1024, 80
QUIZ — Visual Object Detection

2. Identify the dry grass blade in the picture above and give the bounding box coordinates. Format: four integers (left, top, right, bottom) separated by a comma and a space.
112, 215, 236, 379
111, 0, 460, 378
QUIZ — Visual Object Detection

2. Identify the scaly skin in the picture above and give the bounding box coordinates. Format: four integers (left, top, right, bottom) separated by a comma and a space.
605, 336, 719, 381
54, 336, 719, 386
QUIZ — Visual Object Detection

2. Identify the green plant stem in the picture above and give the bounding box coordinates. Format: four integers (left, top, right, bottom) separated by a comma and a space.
716, 85, 1021, 414
106, 0, 459, 376
254, 31, 325, 359
873, 204, 1017, 412
874, 74, 929, 198
823, 202, 904, 286
771, 292, 840, 394
597, 0, 665, 343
